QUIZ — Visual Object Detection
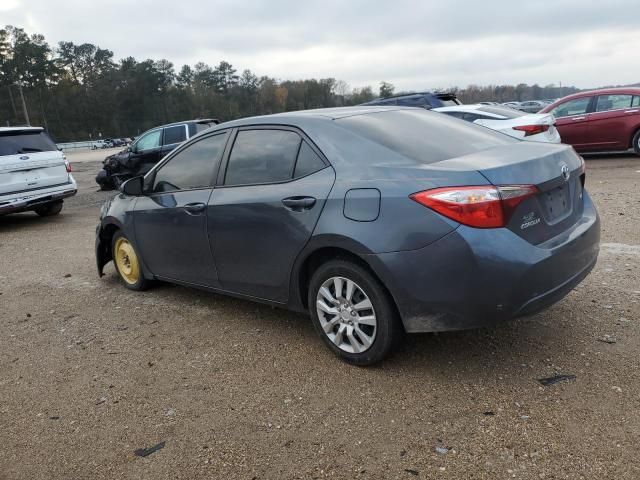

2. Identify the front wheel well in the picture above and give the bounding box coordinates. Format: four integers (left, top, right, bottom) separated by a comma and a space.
100, 223, 120, 262
298, 247, 401, 325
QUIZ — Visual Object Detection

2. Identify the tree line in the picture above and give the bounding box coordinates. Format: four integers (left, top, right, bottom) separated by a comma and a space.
1, 25, 580, 142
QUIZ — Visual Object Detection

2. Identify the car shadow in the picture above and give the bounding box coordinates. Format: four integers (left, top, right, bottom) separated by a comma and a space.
138, 278, 573, 375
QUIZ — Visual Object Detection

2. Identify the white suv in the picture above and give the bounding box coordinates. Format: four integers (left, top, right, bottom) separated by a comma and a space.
0, 127, 77, 216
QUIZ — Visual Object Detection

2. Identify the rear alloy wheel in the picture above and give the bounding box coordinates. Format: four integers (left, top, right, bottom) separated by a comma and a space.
112, 232, 150, 291
308, 259, 402, 365
34, 200, 63, 217
632, 129, 640, 156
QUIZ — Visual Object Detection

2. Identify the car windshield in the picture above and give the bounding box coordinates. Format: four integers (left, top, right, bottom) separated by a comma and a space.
0, 130, 58, 155
477, 106, 526, 118
338, 109, 516, 165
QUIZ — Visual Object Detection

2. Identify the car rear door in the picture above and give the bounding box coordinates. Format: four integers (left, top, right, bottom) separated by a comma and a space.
0, 129, 70, 196
207, 127, 335, 302
549, 96, 594, 151
133, 131, 230, 286
160, 124, 188, 158
586, 94, 639, 150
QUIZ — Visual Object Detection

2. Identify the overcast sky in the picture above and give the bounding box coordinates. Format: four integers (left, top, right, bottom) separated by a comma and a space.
2, 0, 639, 91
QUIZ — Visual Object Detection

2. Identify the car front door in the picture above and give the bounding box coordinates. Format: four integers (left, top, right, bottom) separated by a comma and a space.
207, 127, 335, 302
133, 131, 230, 286
587, 94, 638, 151
549, 96, 594, 151
128, 128, 163, 176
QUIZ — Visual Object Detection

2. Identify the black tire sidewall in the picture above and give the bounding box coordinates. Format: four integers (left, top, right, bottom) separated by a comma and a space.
35, 200, 63, 216
111, 231, 148, 291
633, 130, 640, 155
308, 259, 400, 366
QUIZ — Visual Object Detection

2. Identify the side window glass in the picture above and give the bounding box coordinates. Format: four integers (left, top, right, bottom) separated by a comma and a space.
163, 125, 187, 145
595, 94, 633, 112
551, 97, 590, 118
294, 142, 326, 178
152, 134, 227, 193
135, 130, 162, 151
224, 130, 301, 186
632, 96, 640, 108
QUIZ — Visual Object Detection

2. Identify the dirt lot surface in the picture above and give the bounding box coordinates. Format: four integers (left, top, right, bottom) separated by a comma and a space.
1, 151, 639, 479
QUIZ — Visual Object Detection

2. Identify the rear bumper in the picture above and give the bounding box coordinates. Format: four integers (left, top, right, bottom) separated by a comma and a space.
368, 191, 600, 333
0, 177, 77, 215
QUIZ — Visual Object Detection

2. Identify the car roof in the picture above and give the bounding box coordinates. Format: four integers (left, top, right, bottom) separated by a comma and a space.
215, 106, 412, 127
0, 126, 44, 133
433, 104, 510, 119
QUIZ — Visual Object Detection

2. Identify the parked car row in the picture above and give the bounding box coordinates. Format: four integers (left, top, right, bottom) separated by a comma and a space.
91, 137, 133, 150
5, 86, 637, 364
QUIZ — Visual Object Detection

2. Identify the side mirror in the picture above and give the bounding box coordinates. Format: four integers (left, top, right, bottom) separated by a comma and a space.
120, 176, 144, 196
127, 145, 134, 153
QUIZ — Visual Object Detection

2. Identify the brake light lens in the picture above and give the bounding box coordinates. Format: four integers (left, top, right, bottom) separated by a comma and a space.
410, 185, 538, 228
512, 124, 550, 136
64, 159, 72, 172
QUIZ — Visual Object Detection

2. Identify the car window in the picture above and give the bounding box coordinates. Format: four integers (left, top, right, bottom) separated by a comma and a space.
135, 130, 161, 151
152, 133, 227, 193
633, 96, 640, 108
294, 142, 326, 178
550, 97, 591, 118
339, 109, 515, 165
595, 94, 633, 112
163, 125, 187, 145
0, 130, 58, 155
224, 129, 301, 186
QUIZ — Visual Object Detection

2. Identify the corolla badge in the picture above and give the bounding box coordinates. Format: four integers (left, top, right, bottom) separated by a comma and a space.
560, 163, 570, 182
521, 211, 541, 230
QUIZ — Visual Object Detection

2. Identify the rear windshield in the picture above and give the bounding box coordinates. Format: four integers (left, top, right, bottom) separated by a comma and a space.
0, 130, 58, 155
338, 109, 516, 164
478, 106, 526, 118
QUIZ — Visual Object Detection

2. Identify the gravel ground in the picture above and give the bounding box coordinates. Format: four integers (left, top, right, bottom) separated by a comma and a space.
1, 151, 639, 480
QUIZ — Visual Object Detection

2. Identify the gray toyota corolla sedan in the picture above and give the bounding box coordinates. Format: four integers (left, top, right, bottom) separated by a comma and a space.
96, 106, 600, 365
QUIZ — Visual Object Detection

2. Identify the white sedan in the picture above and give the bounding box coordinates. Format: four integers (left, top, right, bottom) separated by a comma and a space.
433, 104, 561, 143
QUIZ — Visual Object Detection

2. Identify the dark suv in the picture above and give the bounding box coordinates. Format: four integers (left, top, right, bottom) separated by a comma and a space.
96, 119, 218, 190
360, 92, 461, 109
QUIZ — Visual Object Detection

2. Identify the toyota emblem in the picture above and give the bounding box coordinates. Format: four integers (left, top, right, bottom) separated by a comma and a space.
560, 164, 570, 182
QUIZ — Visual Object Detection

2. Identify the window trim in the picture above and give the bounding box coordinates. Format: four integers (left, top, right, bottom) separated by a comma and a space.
144, 130, 231, 196
215, 125, 330, 188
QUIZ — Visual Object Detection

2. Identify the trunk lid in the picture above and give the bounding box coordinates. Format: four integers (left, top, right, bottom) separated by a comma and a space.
434, 142, 585, 244
0, 129, 69, 196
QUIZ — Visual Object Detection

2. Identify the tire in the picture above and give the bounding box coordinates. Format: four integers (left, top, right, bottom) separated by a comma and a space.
308, 259, 403, 366
111, 231, 150, 291
34, 200, 63, 217
632, 129, 640, 156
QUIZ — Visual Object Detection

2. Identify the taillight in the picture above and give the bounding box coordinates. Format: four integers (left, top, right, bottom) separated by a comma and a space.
512, 124, 550, 136
64, 159, 72, 172
410, 185, 538, 228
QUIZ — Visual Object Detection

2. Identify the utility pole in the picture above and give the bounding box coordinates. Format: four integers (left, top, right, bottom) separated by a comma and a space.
16, 83, 30, 126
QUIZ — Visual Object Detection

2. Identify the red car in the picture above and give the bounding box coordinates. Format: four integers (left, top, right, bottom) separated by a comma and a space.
541, 88, 640, 155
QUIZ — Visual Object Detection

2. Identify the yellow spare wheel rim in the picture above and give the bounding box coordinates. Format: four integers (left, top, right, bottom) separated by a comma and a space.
114, 237, 140, 285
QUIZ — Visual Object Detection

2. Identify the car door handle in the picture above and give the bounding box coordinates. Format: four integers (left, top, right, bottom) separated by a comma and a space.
571, 116, 586, 121
282, 196, 316, 211
183, 202, 206, 215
